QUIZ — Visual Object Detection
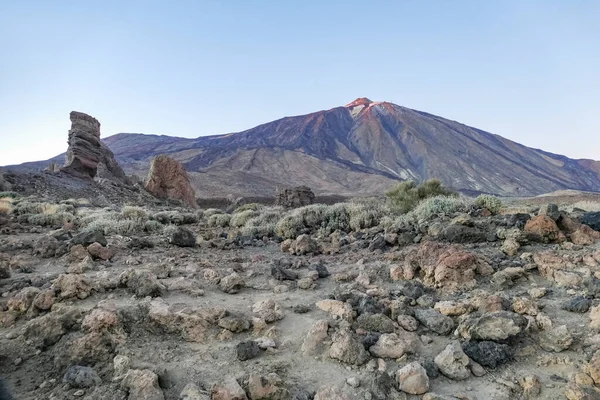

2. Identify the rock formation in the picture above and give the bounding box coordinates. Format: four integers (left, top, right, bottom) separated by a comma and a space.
144, 155, 197, 208
275, 186, 315, 208
62, 111, 127, 182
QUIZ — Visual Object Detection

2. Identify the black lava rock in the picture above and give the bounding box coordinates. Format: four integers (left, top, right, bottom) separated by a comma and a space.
562, 296, 592, 313
71, 230, 107, 247
309, 263, 330, 278
236, 340, 261, 361
271, 265, 298, 281
462, 341, 512, 369
582, 212, 600, 231
169, 228, 196, 247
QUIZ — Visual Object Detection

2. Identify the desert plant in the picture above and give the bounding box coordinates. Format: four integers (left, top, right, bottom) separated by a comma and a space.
386, 179, 456, 213
230, 209, 259, 228
208, 213, 231, 228
474, 194, 503, 213
162, 224, 180, 237
234, 203, 262, 213
204, 208, 224, 217
0, 191, 20, 199
121, 206, 148, 221
0, 198, 12, 215
411, 195, 473, 222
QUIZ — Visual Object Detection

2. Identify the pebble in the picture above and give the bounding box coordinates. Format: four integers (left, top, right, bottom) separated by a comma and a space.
73, 389, 85, 397
346, 377, 360, 388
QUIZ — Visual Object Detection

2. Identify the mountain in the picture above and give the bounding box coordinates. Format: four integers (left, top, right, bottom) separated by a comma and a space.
11, 98, 600, 197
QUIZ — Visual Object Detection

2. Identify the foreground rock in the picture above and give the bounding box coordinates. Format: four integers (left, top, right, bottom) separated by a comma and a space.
145, 155, 198, 208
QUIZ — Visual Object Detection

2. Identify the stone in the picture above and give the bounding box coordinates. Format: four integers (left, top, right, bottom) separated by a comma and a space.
63, 365, 101, 388
582, 212, 600, 231
512, 297, 540, 316
316, 299, 354, 321
396, 361, 429, 395
538, 204, 560, 221
218, 315, 250, 333
434, 300, 474, 316
270, 265, 298, 281
397, 315, 419, 331
563, 296, 592, 313
113, 355, 131, 379
71, 230, 108, 247
120, 269, 164, 297
414, 308, 454, 335
87, 242, 115, 260
32, 289, 55, 311
219, 273, 245, 294
434, 341, 471, 380
53, 273, 92, 300
355, 313, 396, 333
169, 227, 196, 247
591, 306, 600, 330
369, 234, 386, 251
584, 350, 600, 385
246, 373, 289, 400
211, 377, 248, 400
7, 287, 40, 314
501, 238, 520, 256
432, 250, 493, 292
252, 299, 284, 323
369, 331, 420, 359
236, 340, 261, 361
275, 186, 314, 208
82, 308, 120, 332
301, 319, 329, 355
313, 386, 350, 400
539, 325, 573, 352
329, 330, 370, 365
121, 369, 165, 400
290, 234, 319, 255
519, 374, 541, 399
62, 111, 128, 182
458, 311, 527, 341
34, 235, 60, 258
524, 215, 561, 243
309, 263, 330, 278
462, 341, 512, 369
180, 382, 208, 400
145, 155, 197, 208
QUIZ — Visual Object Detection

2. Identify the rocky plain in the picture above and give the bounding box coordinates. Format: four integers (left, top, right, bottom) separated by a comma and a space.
2, 112, 600, 400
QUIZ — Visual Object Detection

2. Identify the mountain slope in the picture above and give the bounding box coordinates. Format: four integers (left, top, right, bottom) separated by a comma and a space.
10, 98, 600, 197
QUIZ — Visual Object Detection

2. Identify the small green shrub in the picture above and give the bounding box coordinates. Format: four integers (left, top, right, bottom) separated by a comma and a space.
0, 191, 20, 199
28, 212, 75, 227
204, 208, 224, 217
152, 210, 197, 225
208, 213, 231, 228
144, 220, 164, 233
386, 179, 456, 213
411, 195, 473, 222
162, 224, 180, 237
474, 194, 503, 213
234, 203, 262, 213
121, 206, 148, 221
230, 209, 259, 228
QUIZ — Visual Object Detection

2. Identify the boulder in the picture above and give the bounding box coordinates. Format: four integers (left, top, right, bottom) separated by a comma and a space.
145, 155, 197, 208
62, 111, 127, 182
275, 186, 315, 208
462, 341, 512, 369
212, 377, 248, 400
396, 361, 429, 395
329, 330, 370, 365
414, 308, 454, 335
369, 331, 420, 359
524, 215, 561, 243
169, 227, 196, 247
121, 369, 165, 400
434, 341, 471, 380
582, 212, 600, 231
538, 325, 573, 352
458, 311, 527, 341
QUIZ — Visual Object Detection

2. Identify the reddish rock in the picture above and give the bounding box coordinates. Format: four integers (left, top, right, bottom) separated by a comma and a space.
145, 155, 197, 208
87, 242, 116, 261
524, 215, 561, 243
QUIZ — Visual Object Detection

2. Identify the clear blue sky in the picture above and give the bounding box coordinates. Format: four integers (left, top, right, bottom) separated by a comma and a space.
1, 0, 599, 165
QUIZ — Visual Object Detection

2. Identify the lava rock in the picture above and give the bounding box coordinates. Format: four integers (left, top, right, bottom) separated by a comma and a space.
309, 263, 330, 278
72, 230, 107, 247
63, 365, 101, 388
169, 227, 196, 247
562, 296, 592, 313
582, 212, 600, 231
414, 309, 454, 335
271, 265, 298, 281
462, 341, 512, 369
236, 340, 262, 361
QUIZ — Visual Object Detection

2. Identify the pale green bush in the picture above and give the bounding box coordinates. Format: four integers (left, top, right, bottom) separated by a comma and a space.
411, 195, 473, 222
234, 203, 263, 213
474, 194, 503, 213
121, 206, 148, 221
28, 212, 75, 227
230, 209, 259, 228
386, 179, 457, 213
208, 213, 231, 228
152, 210, 198, 225
204, 208, 224, 217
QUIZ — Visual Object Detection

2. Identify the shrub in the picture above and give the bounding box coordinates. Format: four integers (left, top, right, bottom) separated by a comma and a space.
162, 224, 180, 237
144, 220, 164, 233
230, 210, 259, 228
347, 198, 390, 231
411, 195, 473, 222
28, 212, 75, 227
121, 206, 148, 221
0, 199, 12, 215
474, 194, 503, 213
208, 213, 231, 228
386, 179, 456, 213
234, 203, 262, 213
204, 208, 224, 217
0, 191, 19, 199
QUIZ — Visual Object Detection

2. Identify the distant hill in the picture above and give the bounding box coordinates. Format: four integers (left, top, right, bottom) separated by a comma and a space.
11, 98, 600, 197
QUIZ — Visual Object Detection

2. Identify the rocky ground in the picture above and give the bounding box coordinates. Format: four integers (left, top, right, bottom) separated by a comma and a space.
2, 193, 600, 400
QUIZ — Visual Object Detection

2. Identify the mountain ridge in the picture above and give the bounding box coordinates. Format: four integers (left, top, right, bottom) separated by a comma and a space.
8, 98, 600, 197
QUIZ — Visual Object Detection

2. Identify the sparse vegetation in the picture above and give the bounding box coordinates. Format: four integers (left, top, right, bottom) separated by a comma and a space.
475, 194, 503, 213
0, 191, 20, 199
386, 179, 457, 213
208, 213, 231, 228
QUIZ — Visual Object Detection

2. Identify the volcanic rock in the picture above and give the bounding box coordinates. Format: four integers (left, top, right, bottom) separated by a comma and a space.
145, 155, 197, 208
